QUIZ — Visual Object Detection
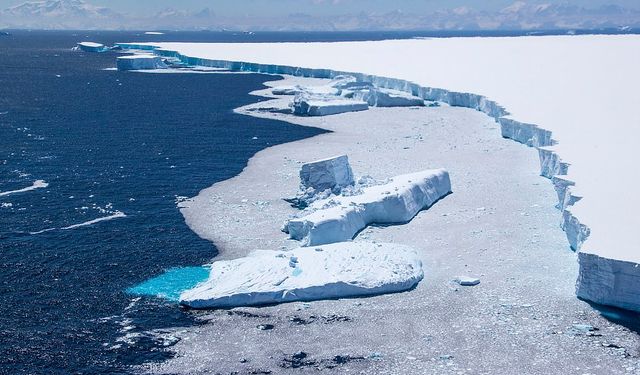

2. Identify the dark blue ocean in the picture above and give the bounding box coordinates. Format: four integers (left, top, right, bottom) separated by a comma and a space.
2, 28, 639, 374
0, 31, 330, 374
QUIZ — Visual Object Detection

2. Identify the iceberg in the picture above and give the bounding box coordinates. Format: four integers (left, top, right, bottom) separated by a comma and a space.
291, 93, 368, 116
285, 169, 451, 246
299, 154, 354, 193
117, 55, 168, 71
77, 41, 107, 52
179, 242, 423, 309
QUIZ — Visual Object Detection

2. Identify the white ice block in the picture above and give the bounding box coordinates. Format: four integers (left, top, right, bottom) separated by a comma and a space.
286, 169, 451, 246
180, 242, 424, 309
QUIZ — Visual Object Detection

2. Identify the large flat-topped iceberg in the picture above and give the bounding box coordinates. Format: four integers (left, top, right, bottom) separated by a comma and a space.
122, 36, 640, 311
180, 242, 423, 309
285, 169, 451, 246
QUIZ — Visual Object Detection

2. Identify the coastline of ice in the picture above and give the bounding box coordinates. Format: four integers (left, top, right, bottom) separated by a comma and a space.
116, 36, 640, 312
179, 242, 423, 309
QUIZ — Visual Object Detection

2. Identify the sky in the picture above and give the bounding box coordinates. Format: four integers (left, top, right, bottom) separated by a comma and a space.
1, 0, 639, 16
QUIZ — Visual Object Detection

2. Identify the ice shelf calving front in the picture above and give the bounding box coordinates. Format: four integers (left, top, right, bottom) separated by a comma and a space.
285, 169, 451, 246
117, 55, 168, 71
300, 154, 354, 193
291, 93, 368, 116
179, 242, 423, 309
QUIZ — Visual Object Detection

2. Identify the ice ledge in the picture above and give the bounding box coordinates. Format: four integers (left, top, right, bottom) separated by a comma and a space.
180, 242, 423, 309
114, 43, 640, 313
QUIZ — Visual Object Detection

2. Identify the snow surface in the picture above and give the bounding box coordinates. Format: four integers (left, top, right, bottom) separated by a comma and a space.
179, 242, 423, 309
285, 169, 451, 246
120, 36, 640, 311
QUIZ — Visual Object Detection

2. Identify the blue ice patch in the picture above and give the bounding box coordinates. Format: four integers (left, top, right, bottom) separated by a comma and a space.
127, 266, 211, 301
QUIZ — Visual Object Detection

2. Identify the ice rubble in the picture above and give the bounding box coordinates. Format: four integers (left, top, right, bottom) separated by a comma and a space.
116, 36, 640, 312
285, 169, 451, 246
277, 75, 424, 116
117, 55, 167, 71
179, 242, 423, 309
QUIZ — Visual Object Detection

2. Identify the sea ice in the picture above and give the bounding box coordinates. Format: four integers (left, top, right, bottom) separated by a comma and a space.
285, 169, 451, 246
179, 242, 423, 309
117, 55, 168, 71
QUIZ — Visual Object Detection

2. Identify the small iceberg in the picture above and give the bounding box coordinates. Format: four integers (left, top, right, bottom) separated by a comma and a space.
291, 93, 368, 116
77, 42, 108, 53
144, 31, 165, 35
179, 242, 423, 309
128, 266, 211, 301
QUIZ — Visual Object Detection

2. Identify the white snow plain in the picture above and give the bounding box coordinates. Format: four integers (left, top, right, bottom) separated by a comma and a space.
179, 242, 423, 309
285, 169, 451, 246
119, 36, 640, 312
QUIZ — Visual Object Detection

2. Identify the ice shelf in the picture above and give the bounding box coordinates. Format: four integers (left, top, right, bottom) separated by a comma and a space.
115, 36, 640, 312
179, 242, 423, 309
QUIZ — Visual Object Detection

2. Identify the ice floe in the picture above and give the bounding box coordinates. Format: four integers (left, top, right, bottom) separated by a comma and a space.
284, 169, 451, 246
179, 242, 423, 309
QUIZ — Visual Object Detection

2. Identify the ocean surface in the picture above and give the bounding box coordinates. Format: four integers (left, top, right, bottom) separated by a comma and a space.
0, 31, 327, 374
1, 29, 639, 374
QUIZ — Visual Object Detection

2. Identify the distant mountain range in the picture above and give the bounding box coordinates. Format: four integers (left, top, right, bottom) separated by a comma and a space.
0, 0, 638, 31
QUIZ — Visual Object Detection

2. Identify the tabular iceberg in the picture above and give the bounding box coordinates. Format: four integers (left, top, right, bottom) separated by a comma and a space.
117, 55, 168, 71
179, 242, 423, 309
285, 169, 451, 246
291, 93, 368, 116
77, 42, 107, 53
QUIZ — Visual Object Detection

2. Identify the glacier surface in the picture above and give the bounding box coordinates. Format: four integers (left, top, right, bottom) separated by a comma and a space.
179, 242, 423, 309
285, 169, 451, 246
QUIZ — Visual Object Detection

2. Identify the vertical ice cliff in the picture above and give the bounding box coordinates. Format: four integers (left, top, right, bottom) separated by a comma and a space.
117, 55, 167, 71
299, 155, 354, 193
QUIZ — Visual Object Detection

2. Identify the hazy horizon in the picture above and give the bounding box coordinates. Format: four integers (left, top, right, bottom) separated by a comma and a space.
1, 0, 640, 31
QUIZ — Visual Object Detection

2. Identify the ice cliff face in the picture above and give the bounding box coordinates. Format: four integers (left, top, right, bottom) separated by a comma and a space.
299, 155, 354, 193
179, 242, 423, 309
285, 169, 451, 246
116, 55, 167, 71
